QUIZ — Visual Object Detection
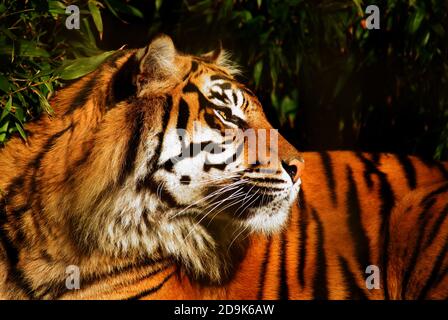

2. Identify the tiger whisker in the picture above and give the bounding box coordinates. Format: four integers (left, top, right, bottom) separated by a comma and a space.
169, 179, 248, 220
205, 190, 250, 226
183, 187, 247, 240
227, 224, 250, 253
235, 191, 260, 218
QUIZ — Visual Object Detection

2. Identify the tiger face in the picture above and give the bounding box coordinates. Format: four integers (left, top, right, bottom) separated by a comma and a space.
62, 35, 304, 283
132, 37, 304, 234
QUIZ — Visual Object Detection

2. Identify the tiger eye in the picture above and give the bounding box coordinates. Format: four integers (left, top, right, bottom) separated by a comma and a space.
218, 110, 227, 120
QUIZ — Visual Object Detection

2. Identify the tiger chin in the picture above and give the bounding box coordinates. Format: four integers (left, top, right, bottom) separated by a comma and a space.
0, 35, 304, 296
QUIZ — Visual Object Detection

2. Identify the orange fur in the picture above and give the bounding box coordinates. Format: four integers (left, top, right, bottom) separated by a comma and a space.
1, 36, 447, 300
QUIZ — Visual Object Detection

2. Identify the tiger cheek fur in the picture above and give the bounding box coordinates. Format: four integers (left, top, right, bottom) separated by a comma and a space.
0, 34, 304, 295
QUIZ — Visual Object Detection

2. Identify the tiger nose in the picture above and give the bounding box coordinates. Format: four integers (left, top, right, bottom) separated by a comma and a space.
281, 158, 305, 183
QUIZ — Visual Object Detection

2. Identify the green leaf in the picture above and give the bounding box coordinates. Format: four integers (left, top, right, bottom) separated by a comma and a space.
0, 121, 8, 132
431, 23, 445, 37
281, 96, 296, 114
253, 60, 263, 88
1, 96, 12, 122
1, 26, 16, 40
15, 122, 27, 141
0, 74, 10, 93
103, 0, 121, 20
422, 32, 430, 46
0, 40, 50, 58
14, 106, 25, 123
105, 0, 143, 18
32, 89, 54, 115
270, 91, 279, 110
352, 0, 364, 16
88, 1, 103, 39
56, 51, 116, 80
0, 121, 9, 143
409, 10, 425, 34
48, 0, 67, 15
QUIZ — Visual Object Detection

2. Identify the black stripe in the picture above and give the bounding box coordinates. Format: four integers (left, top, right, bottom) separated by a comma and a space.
28, 125, 73, 171
417, 239, 448, 299
210, 74, 234, 82
117, 108, 145, 184
203, 162, 227, 172
418, 156, 448, 180
1, 123, 72, 290
371, 153, 381, 164
298, 187, 306, 210
204, 113, 222, 131
338, 256, 368, 299
152, 95, 173, 169
65, 75, 98, 115
136, 177, 179, 208
355, 152, 395, 300
109, 53, 138, 104
176, 98, 190, 130
136, 95, 173, 188
52, 259, 172, 299
2, 176, 24, 200
421, 182, 448, 207
279, 231, 289, 300
424, 202, 448, 249
319, 151, 337, 205
65, 140, 93, 181
396, 154, 417, 189
243, 87, 256, 98
311, 208, 328, 300
104, 50, 128, 69
126, 271, 176, 300
434, 162, 448, 180
249, 177, 287, 184
297, 188, 308, 287
401, 197, 436, 298
182, 61, 198, 81
232, 91, 238, 106
0, 201, 35, 298
209, 85, 230, 103
345, 165, 372, 274
257, 237, 272, 300
183, 81, 214, 111
191, 61, 198, 73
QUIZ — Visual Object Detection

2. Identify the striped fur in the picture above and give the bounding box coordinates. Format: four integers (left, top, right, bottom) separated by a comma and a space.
52, 152, 448, 300
1, 35, 447, 300
0, 35, 303, 298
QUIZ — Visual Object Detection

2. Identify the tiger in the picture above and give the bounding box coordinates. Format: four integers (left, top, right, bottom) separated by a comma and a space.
0, 35, 447, 300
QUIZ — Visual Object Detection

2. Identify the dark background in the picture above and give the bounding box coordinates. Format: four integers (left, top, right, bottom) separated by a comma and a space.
1, 0, 447, 160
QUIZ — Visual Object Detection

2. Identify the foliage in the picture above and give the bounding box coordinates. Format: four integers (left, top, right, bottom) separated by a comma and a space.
0, 0, 447, 160
0, 0, 142, 142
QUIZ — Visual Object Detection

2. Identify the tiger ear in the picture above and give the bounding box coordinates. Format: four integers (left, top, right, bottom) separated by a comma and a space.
135, 34, 178, 94
201, 41, 223, 63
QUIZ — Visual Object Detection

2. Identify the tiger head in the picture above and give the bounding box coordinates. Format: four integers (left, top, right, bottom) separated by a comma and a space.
133, 35, 303, 226
53, 35, 304, 283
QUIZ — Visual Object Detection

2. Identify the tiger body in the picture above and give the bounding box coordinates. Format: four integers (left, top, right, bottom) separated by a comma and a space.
50, 152, 448, 300
0, 36, 447, 299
